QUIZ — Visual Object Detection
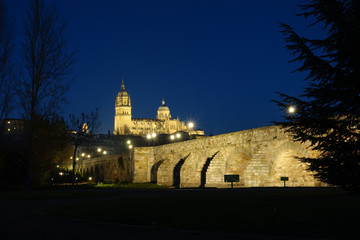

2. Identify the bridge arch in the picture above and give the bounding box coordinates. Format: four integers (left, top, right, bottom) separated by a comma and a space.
225, 146, 251, 174
150, 160, 164, 183
269, 141, 318, 186
204, 151, 226, 187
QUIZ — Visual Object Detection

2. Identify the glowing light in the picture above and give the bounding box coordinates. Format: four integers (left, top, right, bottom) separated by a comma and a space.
81, 153, 85, 157
147, 134, 151, 139
288, 106, 296, 114
188, 122, 194, 128
152, 132, 156, 138
7, 128, 10, 132
88, 177, 92, 181
170, 135, 175, 140
70, 157, 73, 159
7, 121, 10, 124
126, 140, 131, 144
103, 151, 107, 155
97, 148, 102, 152
76, 157, 79, 161
56, 165, 59, 168
176, 133, 181, 138
128, 145, 133, 149
87, 155, 91, 158
59, 172, 64, 176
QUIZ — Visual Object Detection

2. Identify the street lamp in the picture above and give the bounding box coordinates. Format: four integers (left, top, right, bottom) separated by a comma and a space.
126, 140, 133, 149
288, 106, 296, 114
188, 122, 194, 137
146, 132, 157, 146
97, 148, 102, 152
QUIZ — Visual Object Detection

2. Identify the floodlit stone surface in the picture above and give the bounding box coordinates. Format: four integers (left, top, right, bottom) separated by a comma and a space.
80, 125, 324, 188
133, 125, 324, 188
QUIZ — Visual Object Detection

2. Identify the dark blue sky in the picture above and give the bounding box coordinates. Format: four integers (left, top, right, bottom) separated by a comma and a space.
7, 0, 320, 135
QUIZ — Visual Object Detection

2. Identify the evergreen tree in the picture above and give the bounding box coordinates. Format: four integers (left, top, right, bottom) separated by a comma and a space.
274, 0, 360, 189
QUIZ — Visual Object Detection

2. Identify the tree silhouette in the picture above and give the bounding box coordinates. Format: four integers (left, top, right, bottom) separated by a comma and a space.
17, 0, 75, 190
68, 110, 100, 186
274, 0, 360, 189
0, 0, 14, 122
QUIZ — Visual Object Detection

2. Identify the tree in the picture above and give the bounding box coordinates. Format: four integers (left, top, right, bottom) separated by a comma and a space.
274, 0, 360, 189
18, 0, 75, 189
29, 114, 70, 186
18, 0, 75, 120
0, 0, 14, 122
68, 110, 100, 185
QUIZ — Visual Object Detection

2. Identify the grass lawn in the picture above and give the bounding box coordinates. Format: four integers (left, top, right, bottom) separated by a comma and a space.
41, 187, 360, 239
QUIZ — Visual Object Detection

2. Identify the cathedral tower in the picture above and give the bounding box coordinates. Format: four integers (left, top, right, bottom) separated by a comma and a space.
114, 80, 132, 134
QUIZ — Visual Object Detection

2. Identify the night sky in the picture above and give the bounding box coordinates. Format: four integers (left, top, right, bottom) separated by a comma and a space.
6, 0, 322, 135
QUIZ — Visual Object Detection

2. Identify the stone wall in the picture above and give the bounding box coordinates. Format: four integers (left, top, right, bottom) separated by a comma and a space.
133, 125, 325, 188
78, 153, 133, 183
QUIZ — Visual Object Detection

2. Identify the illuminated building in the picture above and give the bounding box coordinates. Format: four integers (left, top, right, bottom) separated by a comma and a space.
114, 80, 204, 136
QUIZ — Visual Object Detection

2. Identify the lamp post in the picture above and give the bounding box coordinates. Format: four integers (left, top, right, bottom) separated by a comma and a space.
288, 106, 296, 114
126, 140, 133, 149
170, 133, 181, 142
188, 122, 194, 137
147, 132, 157, 146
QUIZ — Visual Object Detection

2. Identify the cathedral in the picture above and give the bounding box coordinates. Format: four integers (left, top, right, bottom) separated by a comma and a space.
114, 81, 203, 136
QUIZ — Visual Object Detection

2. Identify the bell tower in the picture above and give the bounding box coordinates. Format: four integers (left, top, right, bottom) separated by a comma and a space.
114, 80, 132, 134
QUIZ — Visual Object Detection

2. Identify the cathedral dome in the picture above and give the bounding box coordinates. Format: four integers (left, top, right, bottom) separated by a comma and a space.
157, 99, 169, 111
157, 99, 171, 120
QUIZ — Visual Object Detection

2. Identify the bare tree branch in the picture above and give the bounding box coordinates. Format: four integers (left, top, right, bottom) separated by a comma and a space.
17, 0, 75, 190
0, 0, 14, 122
68, 109, 101, 185
18, 0, 75, 121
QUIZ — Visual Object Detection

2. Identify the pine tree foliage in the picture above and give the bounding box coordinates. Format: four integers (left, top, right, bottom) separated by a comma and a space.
274, 0, 360, 189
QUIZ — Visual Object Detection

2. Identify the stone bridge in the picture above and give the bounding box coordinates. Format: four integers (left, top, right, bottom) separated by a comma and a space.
133, 125, 324, 188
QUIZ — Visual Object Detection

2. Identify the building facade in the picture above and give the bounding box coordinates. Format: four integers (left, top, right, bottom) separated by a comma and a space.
114, 81, 203, 136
